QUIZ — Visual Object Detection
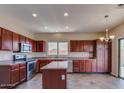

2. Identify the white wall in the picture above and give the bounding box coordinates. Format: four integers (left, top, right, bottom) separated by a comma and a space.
110, 22, 124, 76
0, 15, 35, 40
35, 32, 105, 41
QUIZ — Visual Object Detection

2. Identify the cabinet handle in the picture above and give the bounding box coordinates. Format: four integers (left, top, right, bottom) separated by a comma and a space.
61, 74, 65, 80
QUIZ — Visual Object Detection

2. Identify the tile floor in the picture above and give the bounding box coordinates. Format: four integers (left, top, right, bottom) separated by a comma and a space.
15, 73, 124, 89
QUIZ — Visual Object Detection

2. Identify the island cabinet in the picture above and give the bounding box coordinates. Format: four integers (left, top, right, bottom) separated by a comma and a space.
13, 32, 20, 52
96, 40, 111, 73
73, 60, 96, 73
41, 62, 67, 89
36, 60, 65, 73
0, 28, 13, 51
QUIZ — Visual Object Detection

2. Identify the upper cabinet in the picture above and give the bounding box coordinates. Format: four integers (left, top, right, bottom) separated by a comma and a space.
26, 37, 32, 45
20, 35, 26, 44
70, 40, 95, 52
32, 40, 37, 52
36, 41, 46, 52
0, 28, 13, 51
13, 32, 20, 52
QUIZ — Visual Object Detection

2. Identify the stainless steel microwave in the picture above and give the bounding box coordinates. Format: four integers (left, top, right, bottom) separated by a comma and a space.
20, 43, 32, 52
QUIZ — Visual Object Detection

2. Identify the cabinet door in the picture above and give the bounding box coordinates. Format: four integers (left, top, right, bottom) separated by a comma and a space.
91, 60, 97, 72
13, 33, 20, 52
42, 69, 66, 89
70, 40, 75, 52
1, 29, 13, 51
20, 35, 26, 44
83, 41, 89, 52
11, 68, 19, 86
80, 60, 85, 72
85, 60, 92, 72
19, 64, 26, 82
73, 60, 80, 72
36, 41, 46, 52
32, 40, 36, 52
88, 41, 95, 52
104, 42, 111, 72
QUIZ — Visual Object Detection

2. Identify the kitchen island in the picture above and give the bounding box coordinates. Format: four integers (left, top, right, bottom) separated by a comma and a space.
41, 61, 68, 89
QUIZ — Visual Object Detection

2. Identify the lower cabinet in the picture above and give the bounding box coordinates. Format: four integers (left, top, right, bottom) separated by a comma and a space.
73, 60, 96, 73
0, 63, 26, 88
19, 63, 26, 82
11, 65, 20, 87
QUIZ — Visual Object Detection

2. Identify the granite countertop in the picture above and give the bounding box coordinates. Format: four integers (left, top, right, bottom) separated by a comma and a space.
0, 60, 26, 66
41, 61, 68, 70
0, 57, 96, 65
33, 57, 96, 60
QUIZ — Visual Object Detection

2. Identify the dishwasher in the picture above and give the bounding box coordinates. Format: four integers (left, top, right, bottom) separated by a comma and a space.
67, 59, 73, 73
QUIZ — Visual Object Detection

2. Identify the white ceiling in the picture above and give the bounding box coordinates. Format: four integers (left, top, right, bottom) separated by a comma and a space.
0, 4, 124, 33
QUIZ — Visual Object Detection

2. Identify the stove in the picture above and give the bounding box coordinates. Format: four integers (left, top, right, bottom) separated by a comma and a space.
13, 54, 36, 80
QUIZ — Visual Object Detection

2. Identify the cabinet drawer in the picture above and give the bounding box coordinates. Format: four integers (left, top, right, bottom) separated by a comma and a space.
11, 64, 19, 70
19, 63, 26, 67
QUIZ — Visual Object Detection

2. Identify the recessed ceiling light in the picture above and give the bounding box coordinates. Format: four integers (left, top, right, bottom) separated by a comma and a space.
56, 30, 58, 32
64, 12, 69, 17
65, 26, 69, 30
32, 13, 37, 17
44, 26, 48, 30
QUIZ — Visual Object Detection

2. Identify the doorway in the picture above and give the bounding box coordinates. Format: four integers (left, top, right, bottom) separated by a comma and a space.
119, 39, 124, 78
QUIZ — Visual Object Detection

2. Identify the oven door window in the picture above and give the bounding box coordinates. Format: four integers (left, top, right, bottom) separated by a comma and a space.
29, 63, 35, 71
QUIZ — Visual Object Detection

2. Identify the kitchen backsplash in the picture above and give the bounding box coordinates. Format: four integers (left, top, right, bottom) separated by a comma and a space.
0, 51, 93, 61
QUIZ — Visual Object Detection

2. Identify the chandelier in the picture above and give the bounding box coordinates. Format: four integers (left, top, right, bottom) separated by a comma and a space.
100, 15, 115, 42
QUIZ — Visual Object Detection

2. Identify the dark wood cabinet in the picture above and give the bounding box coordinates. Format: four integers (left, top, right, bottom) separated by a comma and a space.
11, 65, 20, 87
20, 35, 26, 44
0, 64, 26, 88
13, 32, 20, 52
19, 63, 26, 82
96, 40, 111, 73
36, 41, 46, 52
92, 60, 97, 72
73, 60, 96, 73
73, 60, 80, 72
80, 60, 85, 72
0, 28, 13, 51
70, 40, 95, 52
32, 40, 37, 52
36, 60, 51, 73
85, 60, 92, 72
42, 69, 67, 89
26, 37, 32, 45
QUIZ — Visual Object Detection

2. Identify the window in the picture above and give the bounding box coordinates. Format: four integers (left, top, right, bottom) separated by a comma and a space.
47, 42, 57, 55
47, 42, 68, 56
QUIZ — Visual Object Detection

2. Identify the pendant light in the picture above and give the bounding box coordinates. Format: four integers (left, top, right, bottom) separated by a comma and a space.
100, 15, 115, 42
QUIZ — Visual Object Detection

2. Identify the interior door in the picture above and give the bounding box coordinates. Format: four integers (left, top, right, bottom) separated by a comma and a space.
119, 39, 124, 78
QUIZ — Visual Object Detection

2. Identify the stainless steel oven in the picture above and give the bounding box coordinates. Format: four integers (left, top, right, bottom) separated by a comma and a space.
13, 54, 36, 80
26, 60, 36, 80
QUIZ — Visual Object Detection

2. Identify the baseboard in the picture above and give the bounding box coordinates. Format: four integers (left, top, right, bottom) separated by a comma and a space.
110, 72, 118, 78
